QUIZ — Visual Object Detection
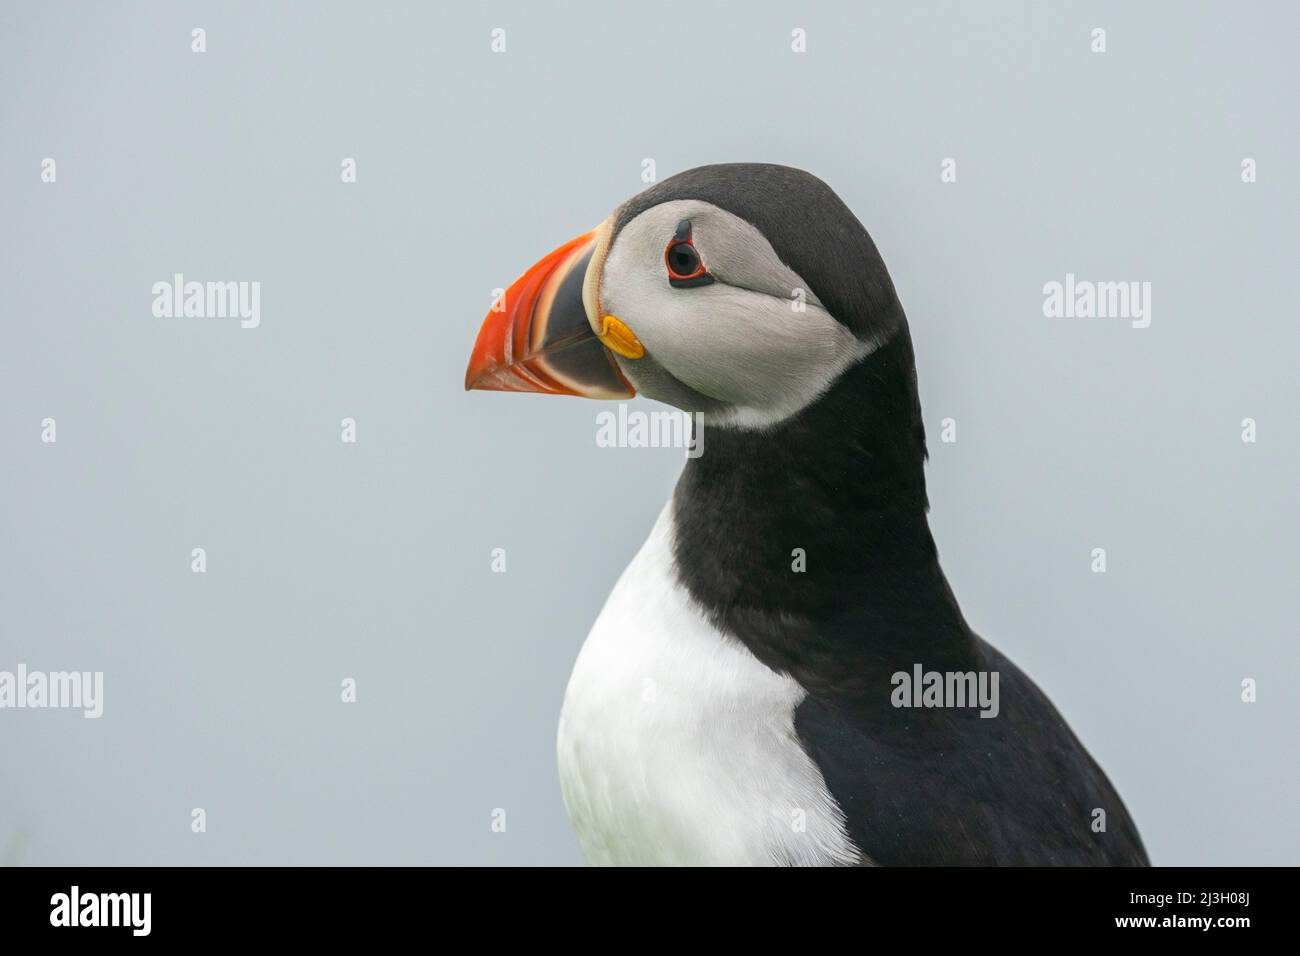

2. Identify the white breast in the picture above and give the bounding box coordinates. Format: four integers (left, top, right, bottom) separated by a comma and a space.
556, 505, 862, 866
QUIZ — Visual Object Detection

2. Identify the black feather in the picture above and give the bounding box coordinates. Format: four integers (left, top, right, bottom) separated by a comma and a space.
659, 165, 1148, 864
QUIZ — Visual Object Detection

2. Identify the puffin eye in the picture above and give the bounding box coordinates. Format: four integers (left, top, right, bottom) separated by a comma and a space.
665, 220, 715, 288
667, 243, 701, 277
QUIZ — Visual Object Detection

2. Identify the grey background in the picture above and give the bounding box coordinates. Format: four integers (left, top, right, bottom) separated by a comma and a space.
2, 1, 1296, 866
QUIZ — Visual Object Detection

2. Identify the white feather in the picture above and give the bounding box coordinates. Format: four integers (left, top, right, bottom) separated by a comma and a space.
557, 505, 863, 866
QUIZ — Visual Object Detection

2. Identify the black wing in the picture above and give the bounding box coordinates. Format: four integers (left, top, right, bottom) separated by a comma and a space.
795, 638, 1150, 866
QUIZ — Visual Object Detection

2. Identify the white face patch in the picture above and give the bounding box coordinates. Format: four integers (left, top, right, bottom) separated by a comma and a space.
599, 199, 872, 429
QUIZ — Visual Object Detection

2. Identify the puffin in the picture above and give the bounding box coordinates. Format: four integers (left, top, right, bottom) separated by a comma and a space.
464, 163, 1149, 867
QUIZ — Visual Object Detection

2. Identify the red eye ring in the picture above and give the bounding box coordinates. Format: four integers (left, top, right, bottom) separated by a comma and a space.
665, 240, 707, 280
665, 219, 715, 288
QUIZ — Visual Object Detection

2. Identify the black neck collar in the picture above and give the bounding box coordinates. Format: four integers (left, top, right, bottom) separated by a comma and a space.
670, 328, 980, 705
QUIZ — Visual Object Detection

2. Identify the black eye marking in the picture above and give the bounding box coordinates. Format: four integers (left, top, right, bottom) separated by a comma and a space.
665, 219, 715, 289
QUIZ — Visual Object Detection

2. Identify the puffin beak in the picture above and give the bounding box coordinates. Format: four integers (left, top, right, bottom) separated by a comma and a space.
464, 224, 635, 398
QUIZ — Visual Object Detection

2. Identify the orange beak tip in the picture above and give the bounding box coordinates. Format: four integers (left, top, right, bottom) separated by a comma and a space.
463, 227, 635, 400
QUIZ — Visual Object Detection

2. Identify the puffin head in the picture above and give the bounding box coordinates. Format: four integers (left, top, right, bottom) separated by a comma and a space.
465, 163, 908, 429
